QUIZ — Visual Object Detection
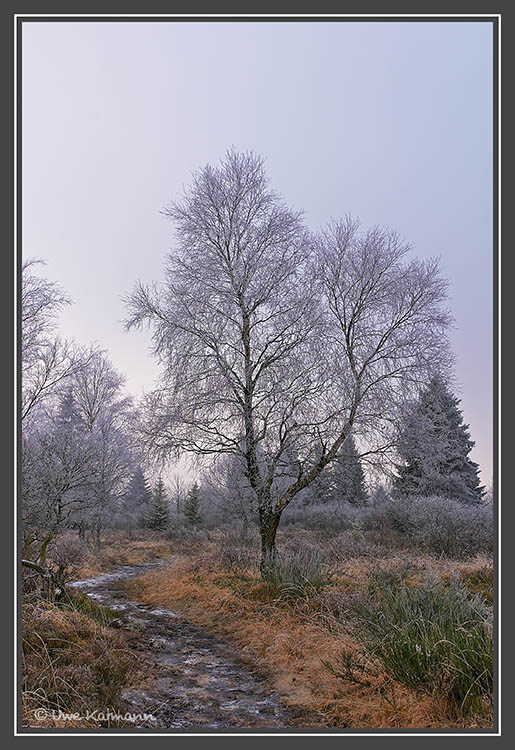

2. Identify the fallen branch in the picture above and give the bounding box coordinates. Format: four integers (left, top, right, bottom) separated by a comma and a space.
21, 558, 68, 600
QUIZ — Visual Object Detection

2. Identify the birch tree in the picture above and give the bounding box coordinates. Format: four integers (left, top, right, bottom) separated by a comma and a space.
21, 389, 97, 563
21, 260, 87, 424
22, 351, 134, 558
126, 150, 452, 577
70, 351, 135, 546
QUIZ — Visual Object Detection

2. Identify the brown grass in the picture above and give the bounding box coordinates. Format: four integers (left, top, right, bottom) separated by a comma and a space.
22, 531, 167, 729
21, 596, 146, 728
24, 530, 492, 730
78, 534, 171, 578
125, 542, 493, 729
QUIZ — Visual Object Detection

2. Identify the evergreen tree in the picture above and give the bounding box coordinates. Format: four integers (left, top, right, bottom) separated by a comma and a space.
332, 434, 367, 506
184, 482, 202, 527
55, 387, 82, 432
393, 375, 484, 504
121, 466, 152, 529
145, 477, 170, 530
369, 484, 389, 507
302, 446, 335, 505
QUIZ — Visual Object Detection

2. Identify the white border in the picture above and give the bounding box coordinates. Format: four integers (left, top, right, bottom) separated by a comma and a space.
14, 10, 18, 740
497, 11, 502, 740
14, 12, 502, 738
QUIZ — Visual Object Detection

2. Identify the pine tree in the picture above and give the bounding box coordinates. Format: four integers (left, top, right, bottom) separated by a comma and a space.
122, 466, 152, 529
332, 434, 367, 506
55, 387, 82, 431
184, 482, 202, 527
393, 375, 484, 504
145, 477, 170, 530
370, 484, 389, 507
302, 445, 335, 505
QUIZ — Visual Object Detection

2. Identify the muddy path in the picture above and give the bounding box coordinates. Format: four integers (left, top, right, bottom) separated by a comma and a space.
70, 562, 306, 729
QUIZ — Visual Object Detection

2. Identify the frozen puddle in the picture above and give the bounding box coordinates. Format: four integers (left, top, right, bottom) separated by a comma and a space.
71, 561, 302, 728
149, 608, 179, 618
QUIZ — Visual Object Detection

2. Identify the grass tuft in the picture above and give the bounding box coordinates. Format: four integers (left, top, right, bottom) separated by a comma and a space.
265, 548, 332, 599
347, 575, 493, 713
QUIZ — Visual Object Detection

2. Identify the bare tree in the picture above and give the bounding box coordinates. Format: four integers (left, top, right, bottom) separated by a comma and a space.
202, 452, 258, 538
21, 390, 97, 564
21, 259, 70, 361
21, 260, 90, 423
22, 352, 135, 559
83, 404, 134, 548
170, 473, 188, 515
70, 348, 127, 431
126, 150, 452, 577
70, 351, 135, 547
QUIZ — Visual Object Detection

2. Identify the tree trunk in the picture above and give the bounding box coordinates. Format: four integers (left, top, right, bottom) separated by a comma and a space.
23, 534, 35, 559
38, 533, 53, 566
259, 511, 280, 580
241, 511, 249, 544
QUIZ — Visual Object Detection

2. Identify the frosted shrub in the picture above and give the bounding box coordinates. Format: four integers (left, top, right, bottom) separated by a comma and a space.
47, 535, 88, 583
280, 495, 492, 558
379, 496, 493, 558
282, 501, 362, 531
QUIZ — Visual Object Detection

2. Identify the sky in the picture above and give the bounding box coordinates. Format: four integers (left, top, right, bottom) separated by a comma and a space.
22, 20, 494, 484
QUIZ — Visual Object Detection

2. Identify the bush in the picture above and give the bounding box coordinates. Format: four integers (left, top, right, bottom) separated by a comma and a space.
282, 501, 362, 532
219, 544, 258, 575
348, 574, 493, 713
373, 496, 494, 558
46, 535, 88, 583
266, 548, 332, 598
280, 495, 493, 559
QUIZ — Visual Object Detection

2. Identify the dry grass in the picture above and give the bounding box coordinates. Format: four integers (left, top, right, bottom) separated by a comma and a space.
126, 541, 493, 729
23, 529, 492, 730
22, 531, 167, 729
78, 533, 171, 578
21, 595, 146, 728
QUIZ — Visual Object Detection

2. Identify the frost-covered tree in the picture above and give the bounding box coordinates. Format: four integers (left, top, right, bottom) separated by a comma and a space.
184, 482, 202, 527
70, 351, 135, 546
21, 260, 88, 424
203, 452, 257, 532
393, 375, 484, 504
22, 349, 135, 558
22, 387, 97, 563
126, 150, 452, 577
332, 435, 367, 506
369, 484, 390, 507
70, 348, 127, 431
121, 466, 152, 532
145, 478, 170, 530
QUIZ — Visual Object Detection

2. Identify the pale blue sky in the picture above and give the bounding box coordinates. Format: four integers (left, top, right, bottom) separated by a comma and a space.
22, 20, 494, 483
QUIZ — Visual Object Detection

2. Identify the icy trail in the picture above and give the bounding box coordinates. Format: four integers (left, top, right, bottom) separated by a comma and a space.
71, 562, 301, 729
